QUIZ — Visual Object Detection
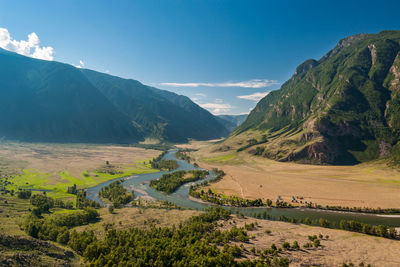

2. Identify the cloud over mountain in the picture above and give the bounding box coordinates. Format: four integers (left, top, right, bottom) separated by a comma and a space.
237, 92, 270, 101
0, 27, 54, 60
160, 79, 278, 88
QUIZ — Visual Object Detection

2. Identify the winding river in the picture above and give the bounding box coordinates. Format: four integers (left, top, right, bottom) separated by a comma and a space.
86, 150, 400, 227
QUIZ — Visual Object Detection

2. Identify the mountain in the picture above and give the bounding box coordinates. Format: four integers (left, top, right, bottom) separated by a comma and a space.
0, 48, 141, 143
217, 114, 248, 132
0, 48, 228, 143
80, 69, 229, 142
231, 30, 400, 164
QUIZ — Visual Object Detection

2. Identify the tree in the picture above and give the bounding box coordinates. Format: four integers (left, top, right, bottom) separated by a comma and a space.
57, 230, 70, 245
17, 189, 32, 199
108, 205, 114, 214
282, 242, 290, 250
67, 184, 77, 194
32, 207, 41, 217
30, 193, 54, 213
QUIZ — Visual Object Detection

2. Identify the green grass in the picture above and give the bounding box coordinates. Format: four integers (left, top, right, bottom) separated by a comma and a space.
48, 208, 82, 215
0, 195, 30, 236
375, 179, 400, 185
7, 159, 159, 201
0, 195, 80, 266
202, 153, 239, 164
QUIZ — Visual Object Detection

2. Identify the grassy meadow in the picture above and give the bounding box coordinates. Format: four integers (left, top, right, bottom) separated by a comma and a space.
0, 142, 160, 201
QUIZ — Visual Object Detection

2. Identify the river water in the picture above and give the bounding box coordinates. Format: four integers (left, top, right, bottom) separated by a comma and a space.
86, 150, 400, 227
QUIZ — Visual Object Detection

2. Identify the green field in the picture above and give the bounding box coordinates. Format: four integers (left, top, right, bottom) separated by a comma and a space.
202, 153, 240, 164
6, 160, 159, 201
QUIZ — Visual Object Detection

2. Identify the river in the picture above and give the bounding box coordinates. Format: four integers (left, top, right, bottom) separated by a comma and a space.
86, 150, 400, 227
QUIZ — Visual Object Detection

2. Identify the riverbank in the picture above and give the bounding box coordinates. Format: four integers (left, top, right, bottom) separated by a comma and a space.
85, 149, 400, 229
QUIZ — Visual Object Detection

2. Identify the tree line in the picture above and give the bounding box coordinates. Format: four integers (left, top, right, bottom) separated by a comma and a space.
150, 170, 209, 194
242, 210, 399, 240
175, 150, 192, 162
27, 207, 290, 266
190, 188, 267, 207
23, 208, 100, 245
150, 159, 178, 171
99, 180, 134, 208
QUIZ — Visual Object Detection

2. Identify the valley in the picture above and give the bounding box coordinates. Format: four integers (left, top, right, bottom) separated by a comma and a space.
186, 140, 400, 209
1, 141, 400, 266
0, 16, 399, 266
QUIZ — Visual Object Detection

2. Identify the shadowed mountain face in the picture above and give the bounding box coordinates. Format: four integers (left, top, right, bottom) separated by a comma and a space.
0, 49, 141, 143
234, 31, 400, 164
0, 49, 228, 143
81, 69, 229, 142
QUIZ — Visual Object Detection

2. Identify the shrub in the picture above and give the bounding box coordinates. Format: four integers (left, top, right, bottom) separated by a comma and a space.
17, 189, 32, 199
108, 205, 114, 214
282, 242, 290, 249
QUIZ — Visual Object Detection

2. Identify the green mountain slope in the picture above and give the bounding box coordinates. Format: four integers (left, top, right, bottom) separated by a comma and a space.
80, 69, 229, 142
0, 48, 141, 143
233, 30, 400, 164
0, 48, 228, 143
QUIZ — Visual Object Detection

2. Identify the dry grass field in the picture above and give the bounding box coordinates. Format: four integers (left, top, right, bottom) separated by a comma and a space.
221, 215, 400, 267
75, 207, 202, 237
0, 142, 159, 177
184, 140, 400, 209
76, 206, 400, 266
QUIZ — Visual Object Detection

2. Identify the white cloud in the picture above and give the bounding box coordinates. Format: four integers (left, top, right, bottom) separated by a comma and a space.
199, 103, 233, 115
160, 79, 278, 89
237, 92, 270, 101
195, 93, 206, 97
74, 60, 85, 68
0, 28, 54, 60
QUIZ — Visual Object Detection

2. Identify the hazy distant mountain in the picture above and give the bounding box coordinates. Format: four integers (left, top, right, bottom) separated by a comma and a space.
0, 48, 229, 143
231, 30, 400, 164
216, 114, 248, 132
81, 69, 229, 142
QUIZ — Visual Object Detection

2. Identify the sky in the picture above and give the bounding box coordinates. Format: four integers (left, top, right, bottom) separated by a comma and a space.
0, 0, 399, 115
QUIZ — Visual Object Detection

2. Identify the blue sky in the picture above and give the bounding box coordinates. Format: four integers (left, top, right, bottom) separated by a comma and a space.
0, 0, 399, 115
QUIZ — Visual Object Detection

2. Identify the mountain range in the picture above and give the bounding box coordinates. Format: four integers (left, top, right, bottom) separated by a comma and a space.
216, 114, 248, 132
230, 30, 400, 164
0, 48, 230, 143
